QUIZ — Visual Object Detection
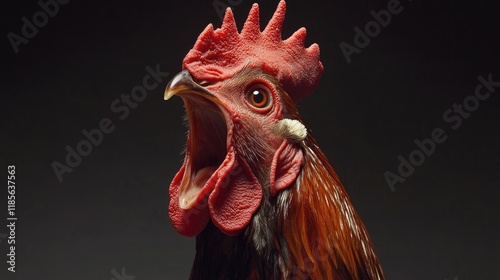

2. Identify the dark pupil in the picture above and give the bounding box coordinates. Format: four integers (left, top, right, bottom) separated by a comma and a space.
252, 90, 264, 104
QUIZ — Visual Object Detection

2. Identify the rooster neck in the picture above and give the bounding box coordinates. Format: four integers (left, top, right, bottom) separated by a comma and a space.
276, 135, 385, 279
189, 134, 384, 280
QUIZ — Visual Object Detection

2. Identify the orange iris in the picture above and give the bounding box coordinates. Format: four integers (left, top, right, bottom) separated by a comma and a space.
247, 86, 270, 109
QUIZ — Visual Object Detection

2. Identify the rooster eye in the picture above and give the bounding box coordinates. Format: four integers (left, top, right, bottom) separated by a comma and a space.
246, 85, 271, 110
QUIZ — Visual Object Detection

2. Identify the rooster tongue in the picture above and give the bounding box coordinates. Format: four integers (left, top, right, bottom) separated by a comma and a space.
178, 165, 218, 209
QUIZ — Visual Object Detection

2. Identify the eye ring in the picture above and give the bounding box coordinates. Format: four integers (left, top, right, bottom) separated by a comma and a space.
245, 84, 272, 112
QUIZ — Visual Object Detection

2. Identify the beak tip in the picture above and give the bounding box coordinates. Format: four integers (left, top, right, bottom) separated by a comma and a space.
163, 70, 216, 102
164, 89, 174, 101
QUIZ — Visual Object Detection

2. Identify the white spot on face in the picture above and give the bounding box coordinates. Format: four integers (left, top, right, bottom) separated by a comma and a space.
272, 118, 307, 142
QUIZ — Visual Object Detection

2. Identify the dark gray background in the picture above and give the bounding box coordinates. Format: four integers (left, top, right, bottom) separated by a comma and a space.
2, 0, 499, 279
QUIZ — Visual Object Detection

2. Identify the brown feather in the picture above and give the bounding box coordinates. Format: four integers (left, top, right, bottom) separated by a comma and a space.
275, 93, 385, 279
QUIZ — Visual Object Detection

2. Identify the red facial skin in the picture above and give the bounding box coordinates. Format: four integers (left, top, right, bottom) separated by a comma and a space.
168, 68, 304, 236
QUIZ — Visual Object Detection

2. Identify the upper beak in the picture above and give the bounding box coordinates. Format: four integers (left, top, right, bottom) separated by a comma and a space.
164, 70, 219, 103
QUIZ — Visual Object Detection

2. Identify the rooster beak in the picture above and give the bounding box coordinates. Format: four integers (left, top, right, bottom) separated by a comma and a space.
164, 70, 218, 103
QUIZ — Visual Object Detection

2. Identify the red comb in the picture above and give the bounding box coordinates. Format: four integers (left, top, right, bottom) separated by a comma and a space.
182, 0, 323, 103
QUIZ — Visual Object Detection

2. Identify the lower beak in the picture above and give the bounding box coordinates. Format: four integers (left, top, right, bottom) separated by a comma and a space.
164, 70, 219, 104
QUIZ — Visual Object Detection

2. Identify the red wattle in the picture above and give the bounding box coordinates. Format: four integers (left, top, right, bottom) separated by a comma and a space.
208, 148, 262, 235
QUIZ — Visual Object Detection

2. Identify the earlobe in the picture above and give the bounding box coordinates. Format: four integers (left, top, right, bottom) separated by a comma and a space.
272, 118, 307, 142
269, 140, 304, 196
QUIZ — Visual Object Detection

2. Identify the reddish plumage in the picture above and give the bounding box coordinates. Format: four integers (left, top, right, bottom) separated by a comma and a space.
164, 1, 384, 279
279, 93, 383, 279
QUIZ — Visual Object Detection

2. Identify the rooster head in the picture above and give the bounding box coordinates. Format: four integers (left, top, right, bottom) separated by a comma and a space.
165, 0, 323, 237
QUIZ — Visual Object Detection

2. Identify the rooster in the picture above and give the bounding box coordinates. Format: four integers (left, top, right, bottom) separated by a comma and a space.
164, 1, 384, 279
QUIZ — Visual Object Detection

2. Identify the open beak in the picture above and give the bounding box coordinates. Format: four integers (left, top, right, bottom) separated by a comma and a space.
164, 70, 220, 104
164, 70, 229, 210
